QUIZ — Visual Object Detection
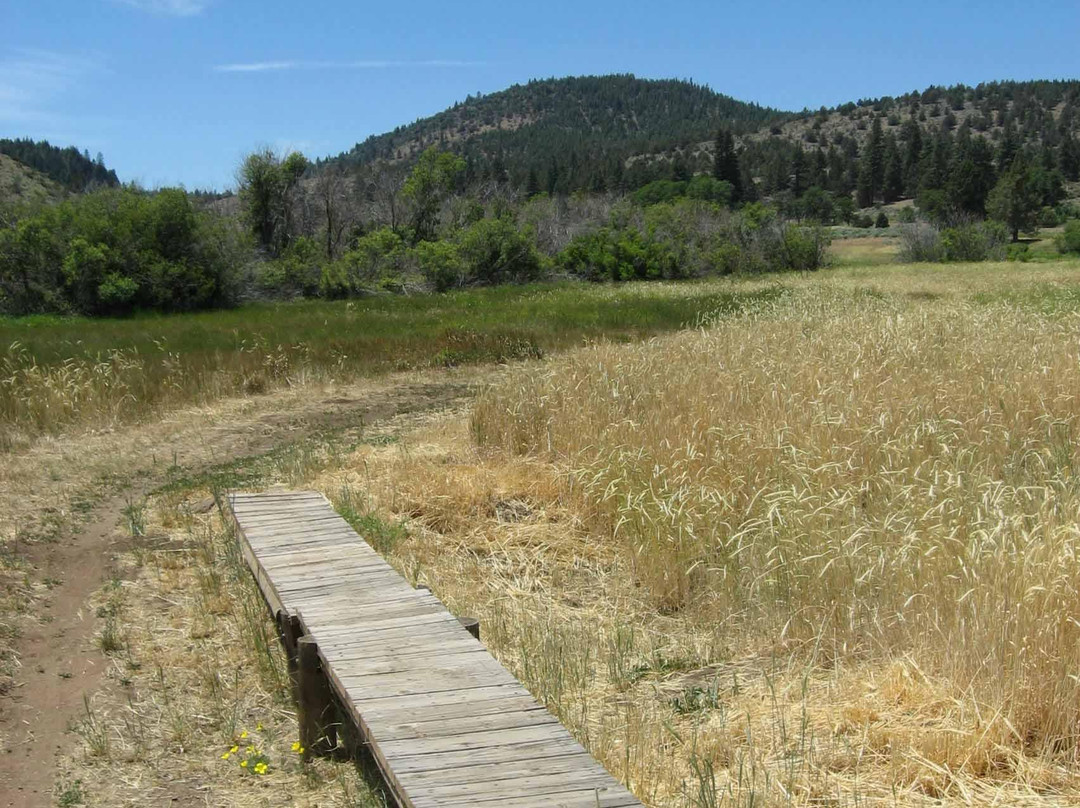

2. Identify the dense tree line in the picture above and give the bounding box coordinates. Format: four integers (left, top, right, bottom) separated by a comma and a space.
738, 107, 1077, 233
0, 138, 119, 192
4, 78, 1080, 316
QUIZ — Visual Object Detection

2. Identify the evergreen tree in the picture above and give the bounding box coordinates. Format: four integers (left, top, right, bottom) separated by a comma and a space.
810, 147, 827, 189
713, 128, 742, 203
525, 167, 541, 197
856, 116, 885, 206
882, 135, 904, 202
790, 144, 807, 197
987, 159, 1042, 241
1061, 133, 1080, 181
997, 119, 1021, 172
671, 153, 691, 182
546, 158, 561, 195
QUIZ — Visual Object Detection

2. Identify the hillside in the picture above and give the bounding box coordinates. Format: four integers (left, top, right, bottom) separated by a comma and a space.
638, 80, 1080, 199
0, 138, 120, 193
328, 74, 789, 192
0, 154, 66, 208
323, 76, 1080, 206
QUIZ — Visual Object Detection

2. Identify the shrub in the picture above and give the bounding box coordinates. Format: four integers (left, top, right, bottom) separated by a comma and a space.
1056, 220, 1080, 255
940, 221, 1008, 262
455, 217, 545, 286
901, 221, 1008, 263
896, 206, 917, 224
414, 240, 466, 292
875, 211, 890, 228
0, 187, 242, 316
710, 242, 746, 275
558, 227, 675, 282
96, 272, 138, 309
259, 236, 323, 298
642, 199, 727, 278
851, 213, 874, 229
1038, 206, 1061, 227
916, 188, 951, 225
798, 187, 836, 224
1006, 242, 1031, 262
765, 223, 831, 271
632, 180, 687, 207
320, 228, 407, 298
898, 223, 945, 262
684, 176, 733, 206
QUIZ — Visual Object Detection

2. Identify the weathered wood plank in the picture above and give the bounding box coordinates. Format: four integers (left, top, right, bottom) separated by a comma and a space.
227, 490, 645, 808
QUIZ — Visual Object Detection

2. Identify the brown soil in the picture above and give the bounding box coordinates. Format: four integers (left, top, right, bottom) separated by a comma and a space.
0, 368, 493, 807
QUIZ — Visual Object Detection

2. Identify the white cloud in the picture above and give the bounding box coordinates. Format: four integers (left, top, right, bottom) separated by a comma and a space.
0, 50, 105, 128
112, 0, 211, 16
214, 61, 298, 73
213, 59, 481, 73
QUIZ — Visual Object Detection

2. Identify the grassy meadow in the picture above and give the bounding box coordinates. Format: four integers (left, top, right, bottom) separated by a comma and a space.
0, 282, 777, 449
314, 259, 1080, 806
22, 254, 1080, 806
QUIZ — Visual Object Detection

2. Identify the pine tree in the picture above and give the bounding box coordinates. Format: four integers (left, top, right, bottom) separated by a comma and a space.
671, 153, 691, 182
856, 116, 885, 206
713, 128, 742, 203
810, 147, 827, 189
997, 119, 1020, 173
790, 144, 807, 197
882, 135, 904, 202
987, 158, 1042, 241
546, 158, 560, 195
525, 167, 541, 197
1061, 133, 1080, 181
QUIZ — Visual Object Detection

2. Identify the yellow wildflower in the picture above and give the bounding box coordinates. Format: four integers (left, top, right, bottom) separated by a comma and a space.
229, 745, 239, 754
256, 723, 263, 731
291, 742, 301, 752
221, 752, 231, 760
240, 730, 248, 739
254, 762, 268, 775
240, 760, 248, 768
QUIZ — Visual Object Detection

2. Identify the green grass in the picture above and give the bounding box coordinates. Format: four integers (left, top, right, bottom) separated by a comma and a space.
0, 281, 783, 442
0, 282, 774, 366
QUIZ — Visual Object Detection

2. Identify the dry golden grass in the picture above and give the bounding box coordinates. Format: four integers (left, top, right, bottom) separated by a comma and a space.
49, 261, 1080, 806
57, 496, 386, 807
294, 266, 1080, 806
830, 235, 901, 265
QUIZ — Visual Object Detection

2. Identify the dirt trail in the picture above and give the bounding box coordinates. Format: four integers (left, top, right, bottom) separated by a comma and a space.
0, 368, 492, 807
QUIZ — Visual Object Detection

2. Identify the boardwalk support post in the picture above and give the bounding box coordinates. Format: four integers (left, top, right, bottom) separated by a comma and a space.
458, 616, 480, 640
419, 585, 480, 640
278, 611, 303, 671
297, 636, 338, 756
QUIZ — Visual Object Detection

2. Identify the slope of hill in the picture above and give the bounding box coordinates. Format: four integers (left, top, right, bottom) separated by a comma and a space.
0, 138, 120, 192
325, 76, 1080, 202
0, 154, 66, 207
329, 74, 790, 191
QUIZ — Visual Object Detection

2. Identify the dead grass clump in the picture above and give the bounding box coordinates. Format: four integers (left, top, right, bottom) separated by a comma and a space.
59, 494, 385, 807
438, 284, 1080, 803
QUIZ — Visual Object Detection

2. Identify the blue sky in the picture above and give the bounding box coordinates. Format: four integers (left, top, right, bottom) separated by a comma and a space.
3, 0, 1079, 190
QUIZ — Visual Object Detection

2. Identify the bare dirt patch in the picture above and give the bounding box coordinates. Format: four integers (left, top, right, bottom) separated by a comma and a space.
0, 366, 495, 807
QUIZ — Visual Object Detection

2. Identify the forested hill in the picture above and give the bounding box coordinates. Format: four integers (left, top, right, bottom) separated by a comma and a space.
327, 75, 789, 192
322, 76, 1080, 202
0, 138, 120, 193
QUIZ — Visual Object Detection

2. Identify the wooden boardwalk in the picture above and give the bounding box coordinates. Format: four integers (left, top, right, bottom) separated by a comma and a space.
228, 490, 644, 808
